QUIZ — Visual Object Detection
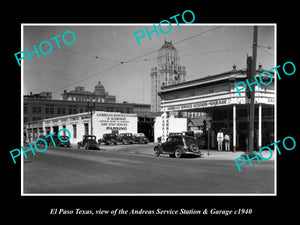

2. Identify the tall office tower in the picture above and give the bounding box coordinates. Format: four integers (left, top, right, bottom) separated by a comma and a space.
150, 41, 186, 112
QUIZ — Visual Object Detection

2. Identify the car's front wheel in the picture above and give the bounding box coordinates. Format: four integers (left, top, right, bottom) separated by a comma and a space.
154, 147, 160, 157
174, 148, 182, 158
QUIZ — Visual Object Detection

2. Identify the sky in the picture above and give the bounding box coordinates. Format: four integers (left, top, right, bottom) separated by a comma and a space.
23, 24, 275, 104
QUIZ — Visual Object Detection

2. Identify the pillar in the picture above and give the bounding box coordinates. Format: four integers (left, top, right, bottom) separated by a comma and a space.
258, 104, 262, 149
233, 105, 236, 152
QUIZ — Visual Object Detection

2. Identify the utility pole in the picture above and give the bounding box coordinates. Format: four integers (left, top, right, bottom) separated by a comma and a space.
87, 101, 95, 135
248, 26, 258, 153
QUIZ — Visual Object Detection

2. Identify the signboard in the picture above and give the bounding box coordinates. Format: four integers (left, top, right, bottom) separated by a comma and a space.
165, 98, 230, 111
94, 112, 137, 135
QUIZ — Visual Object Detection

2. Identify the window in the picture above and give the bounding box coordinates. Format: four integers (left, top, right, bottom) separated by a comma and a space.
50, 107, 54, 114
32, 107, 37, 114
166, 137, 173, 142
73, 124, 77, 138
45, 104, 54, 114
84, 123, 89, 135
24, 104, 28, 113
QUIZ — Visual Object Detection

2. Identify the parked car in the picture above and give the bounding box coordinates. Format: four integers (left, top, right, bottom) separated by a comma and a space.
99, 133, 118, 145
117, 133, 134, 144
56, 135, 71, 147
168, 132, 182, 137
181, 131, 194, 137
133, 133, 149, 144
77, 135, 100, 150
153, 135, 201, 158
39, 134, 71, 147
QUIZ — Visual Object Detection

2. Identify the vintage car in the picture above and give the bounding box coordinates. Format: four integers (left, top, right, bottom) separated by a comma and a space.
36, 135, 47, 145
153, 135, 201, 158
99, 133, 118, 145
181, 131, 194, 137
39, 135, 71, 148
77, 135, 100, 150
117, 133, 134, 144
56, 135, 71, 147
133, 133, 149, 144
168, 132, 182, 137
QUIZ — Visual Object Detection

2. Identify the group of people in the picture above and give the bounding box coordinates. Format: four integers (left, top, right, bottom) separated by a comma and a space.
217, 130, 231, 151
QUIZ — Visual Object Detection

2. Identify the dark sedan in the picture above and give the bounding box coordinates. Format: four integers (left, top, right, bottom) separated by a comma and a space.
153, 135, 201, 158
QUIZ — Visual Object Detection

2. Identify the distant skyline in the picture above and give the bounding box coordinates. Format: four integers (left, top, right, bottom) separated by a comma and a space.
23, 24, 275, 104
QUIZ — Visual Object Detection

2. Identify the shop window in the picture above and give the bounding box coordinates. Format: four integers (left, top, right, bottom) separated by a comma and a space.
73, 124, 77, 138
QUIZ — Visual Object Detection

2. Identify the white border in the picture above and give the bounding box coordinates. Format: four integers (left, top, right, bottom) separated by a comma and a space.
21, 23, 277, 196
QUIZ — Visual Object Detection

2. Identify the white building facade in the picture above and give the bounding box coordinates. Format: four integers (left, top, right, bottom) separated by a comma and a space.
25, 111, 138, 145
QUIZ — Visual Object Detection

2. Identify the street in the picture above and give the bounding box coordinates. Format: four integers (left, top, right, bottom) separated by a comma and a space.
23, 144, 274, 194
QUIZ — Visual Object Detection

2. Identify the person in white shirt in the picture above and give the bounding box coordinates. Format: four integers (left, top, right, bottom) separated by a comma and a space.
217, 130, 224, 151
224, 133, 230, 151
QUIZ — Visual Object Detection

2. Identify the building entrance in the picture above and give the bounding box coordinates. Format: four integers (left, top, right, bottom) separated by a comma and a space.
169, 103, 274, 151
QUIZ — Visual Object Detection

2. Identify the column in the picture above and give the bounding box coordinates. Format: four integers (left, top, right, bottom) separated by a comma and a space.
258, 104, 262, 149
233, 105, 236, 152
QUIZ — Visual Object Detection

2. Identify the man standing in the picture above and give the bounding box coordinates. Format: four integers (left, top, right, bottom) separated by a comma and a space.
217, 129, 224, 151
224, 133, 230, 151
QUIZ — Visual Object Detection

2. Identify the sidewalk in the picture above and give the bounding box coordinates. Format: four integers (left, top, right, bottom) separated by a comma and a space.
110, 143, 274, 161
199, 150, 245, 160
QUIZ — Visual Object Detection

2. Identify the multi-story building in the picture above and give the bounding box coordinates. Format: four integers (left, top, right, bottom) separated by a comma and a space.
23, 99, 150, 124
24, 91, 52, 99
150, 41, 186, 112
61, 81, 116, 103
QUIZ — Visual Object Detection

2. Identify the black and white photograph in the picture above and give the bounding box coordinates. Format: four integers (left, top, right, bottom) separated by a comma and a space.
5, 4, 298, 221
21, 24, 275, 195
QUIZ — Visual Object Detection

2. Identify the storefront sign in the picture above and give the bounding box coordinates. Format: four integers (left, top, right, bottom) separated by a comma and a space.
96, 112, 133, 131
166, 98, 230, 111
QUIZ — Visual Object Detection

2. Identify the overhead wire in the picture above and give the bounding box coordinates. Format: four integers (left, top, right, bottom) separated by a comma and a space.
51, 26, 224, 93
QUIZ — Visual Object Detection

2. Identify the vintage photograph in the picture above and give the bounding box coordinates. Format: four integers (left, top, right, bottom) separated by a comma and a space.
21, 24, 275, 195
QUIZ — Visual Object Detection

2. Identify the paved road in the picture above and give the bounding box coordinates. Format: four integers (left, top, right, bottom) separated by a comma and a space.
23, 145, 274, 194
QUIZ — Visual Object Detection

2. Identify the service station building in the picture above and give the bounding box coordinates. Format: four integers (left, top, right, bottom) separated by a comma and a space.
159, 65, 275, 151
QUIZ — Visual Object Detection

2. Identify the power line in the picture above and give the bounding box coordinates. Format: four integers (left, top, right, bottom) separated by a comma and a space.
258, 46, 274, 56
51, 26, 223, 93
52, 63, 122, 93
173, 26, 223, 45
24, 40, 122, 63
181, 46, 251, 57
